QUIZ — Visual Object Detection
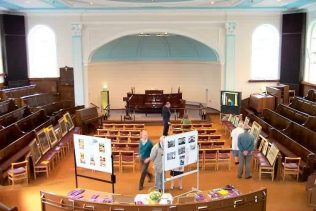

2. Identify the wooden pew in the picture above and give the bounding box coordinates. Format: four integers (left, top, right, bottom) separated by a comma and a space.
19, 93, 58, 108
276, 104, 309, 125
261, 109, 291, 131
306, 89, 316, 103
15, 110, 53, 133
0, 106, 32, 128
269, 128, 315, 180
0, 124, 24, 151
289, 97, 316, 116
40, 188, 267, 211
303, 117, 316, 132
0, 84, 36, 100
0, 100, 18, 117
0, 129, 36, 185
283, 122, 316, 156
76, 107, 104, 134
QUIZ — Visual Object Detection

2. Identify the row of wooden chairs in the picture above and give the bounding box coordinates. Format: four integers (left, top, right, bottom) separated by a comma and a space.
253, 135, 301, 181
112, 151, 137, 173
171, 123, 212, 130
102, 123, 145, 130
96, 129, 141, 137
95, 135, 140, 143
172, 128, 216, 134
199, 141, 225, 149
197, 148, 232, 171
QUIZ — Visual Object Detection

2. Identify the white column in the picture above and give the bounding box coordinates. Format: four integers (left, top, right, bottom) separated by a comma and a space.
224, 22, 237, 91
72, 23, 85, 105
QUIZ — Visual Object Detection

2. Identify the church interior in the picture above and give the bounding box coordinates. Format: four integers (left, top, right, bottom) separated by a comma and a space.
0, 0, 316, 210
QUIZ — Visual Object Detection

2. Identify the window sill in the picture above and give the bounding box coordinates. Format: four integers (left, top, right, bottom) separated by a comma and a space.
248, 80, 279, 83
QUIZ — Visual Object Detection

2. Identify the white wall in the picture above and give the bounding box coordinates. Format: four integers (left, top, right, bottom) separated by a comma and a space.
25, 11, 282, 108
88, 61, 221, 109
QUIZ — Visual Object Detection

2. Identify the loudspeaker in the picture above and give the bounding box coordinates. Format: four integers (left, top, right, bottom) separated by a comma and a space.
0, 14, 29, 87
280, 13, 306, 95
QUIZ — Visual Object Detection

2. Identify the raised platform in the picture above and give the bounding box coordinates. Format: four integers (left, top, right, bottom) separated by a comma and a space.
106, 104, 219, 125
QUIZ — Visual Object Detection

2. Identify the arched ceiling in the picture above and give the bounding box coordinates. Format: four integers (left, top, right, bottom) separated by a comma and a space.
90, 34, 219, 62
0, 0, 313, 11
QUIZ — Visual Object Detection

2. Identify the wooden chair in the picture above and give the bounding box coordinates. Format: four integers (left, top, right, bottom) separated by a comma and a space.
118, 136, 129, 143
217, 148, 231, 170
34, 160, 51, 179
120, 151, 136, 172
124, 124, 134, 130
7, 160, 29, 185
130, 131, 141, 137
282, 157, 301, 181
212, 141, 225, 149
112, 151, 121, 172
203, 149, 217, 170
182, 124, 192, 131
130, 137, 140, 144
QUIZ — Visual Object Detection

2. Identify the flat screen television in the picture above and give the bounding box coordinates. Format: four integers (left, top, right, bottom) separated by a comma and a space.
220, 91, 242, 114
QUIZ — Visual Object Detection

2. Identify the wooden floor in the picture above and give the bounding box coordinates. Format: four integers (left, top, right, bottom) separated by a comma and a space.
0, 115, 310, 211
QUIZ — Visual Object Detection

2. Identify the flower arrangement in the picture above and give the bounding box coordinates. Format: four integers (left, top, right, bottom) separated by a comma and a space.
148, 191, 162, 203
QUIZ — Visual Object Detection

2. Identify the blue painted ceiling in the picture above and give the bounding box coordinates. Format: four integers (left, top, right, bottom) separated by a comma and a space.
0, 0, 314, 11
90, 34, 219, 62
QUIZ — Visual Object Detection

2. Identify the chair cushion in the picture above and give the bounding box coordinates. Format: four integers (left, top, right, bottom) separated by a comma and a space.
122, 156, 134, 161
259, 160, 272, 168
205, 154, 216, 159
284, 162, 299, 169
218, 153, 230, 159
8, 167, 26, 175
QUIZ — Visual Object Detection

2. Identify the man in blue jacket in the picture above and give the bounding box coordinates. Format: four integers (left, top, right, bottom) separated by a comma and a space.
237, 125, 255, 179
162, 102, 171, 136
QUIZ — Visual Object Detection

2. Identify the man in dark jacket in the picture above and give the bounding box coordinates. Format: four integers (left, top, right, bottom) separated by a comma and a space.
162, 102, 171, 136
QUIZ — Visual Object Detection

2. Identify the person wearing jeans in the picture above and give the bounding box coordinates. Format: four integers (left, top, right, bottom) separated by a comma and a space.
237, 125, 255, 179
138, 130, 153, 190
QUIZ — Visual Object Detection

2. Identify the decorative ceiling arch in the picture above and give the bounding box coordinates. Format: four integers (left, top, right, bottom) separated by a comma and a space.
89, 33, 220, 63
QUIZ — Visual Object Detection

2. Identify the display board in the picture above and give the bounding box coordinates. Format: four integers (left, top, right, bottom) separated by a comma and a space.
163, 130, 198, 171
74, 134, 112, 174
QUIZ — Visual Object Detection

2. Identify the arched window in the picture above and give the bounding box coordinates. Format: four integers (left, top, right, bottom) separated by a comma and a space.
305, 22, 316, 84
28, 25, 57, 78
251, 24, 280, 80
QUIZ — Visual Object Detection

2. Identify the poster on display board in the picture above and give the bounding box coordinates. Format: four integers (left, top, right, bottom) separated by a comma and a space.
74, 134, 112, 174
163, 130, 198, 171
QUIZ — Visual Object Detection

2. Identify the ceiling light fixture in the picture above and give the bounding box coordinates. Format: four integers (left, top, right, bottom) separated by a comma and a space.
210, 1, 215, 5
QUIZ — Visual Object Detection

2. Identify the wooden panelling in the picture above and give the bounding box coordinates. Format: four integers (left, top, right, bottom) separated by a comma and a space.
29, 78, 58, 94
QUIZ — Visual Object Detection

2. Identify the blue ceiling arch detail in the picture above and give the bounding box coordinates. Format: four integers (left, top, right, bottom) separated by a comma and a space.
90, 34, 219, 62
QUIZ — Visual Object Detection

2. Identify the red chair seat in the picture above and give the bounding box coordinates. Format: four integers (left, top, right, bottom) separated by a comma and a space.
218, 153, 229, 159
284, 163, 298, 169
205, 154, 216, 159
8, 167, 26, 174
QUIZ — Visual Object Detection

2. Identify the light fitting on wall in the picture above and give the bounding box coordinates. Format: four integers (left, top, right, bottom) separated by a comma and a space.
137, 32, 169, 37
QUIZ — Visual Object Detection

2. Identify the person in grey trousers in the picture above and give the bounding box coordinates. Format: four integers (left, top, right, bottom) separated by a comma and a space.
237, 125, 255, 179
145, 136, 164, 191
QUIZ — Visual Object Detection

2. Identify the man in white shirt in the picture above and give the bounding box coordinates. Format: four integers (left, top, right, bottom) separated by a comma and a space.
231, 122, 244, 165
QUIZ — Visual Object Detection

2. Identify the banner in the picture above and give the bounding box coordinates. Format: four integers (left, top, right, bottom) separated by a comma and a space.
74, 134, 112, 174
163, 130, 198, 171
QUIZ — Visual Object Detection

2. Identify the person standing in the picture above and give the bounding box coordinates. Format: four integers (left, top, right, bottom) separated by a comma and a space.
162, 102, 171, 136
231, 122, 244, 165
145, 136, 164, 191
138, 130, 153, 190
181, 113, 192, 125
237, 125, 255, 179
